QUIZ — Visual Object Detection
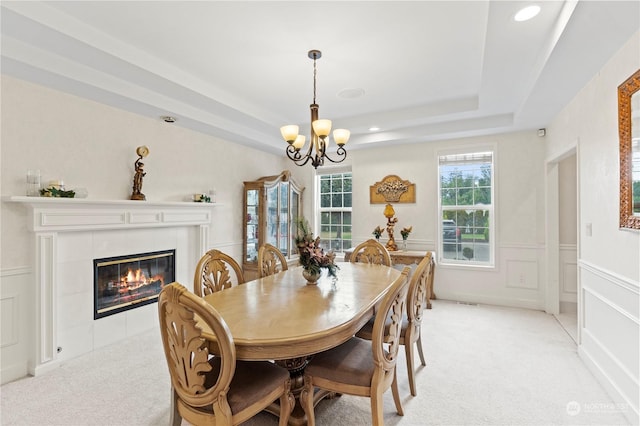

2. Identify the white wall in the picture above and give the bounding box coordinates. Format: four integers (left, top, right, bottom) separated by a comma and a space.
546, 30, 640, 424
559, 154, 578, 307
0, 76, 292, 264
344, 130, 547, 309
0, 73, 550, 382
0, 75, 290, 382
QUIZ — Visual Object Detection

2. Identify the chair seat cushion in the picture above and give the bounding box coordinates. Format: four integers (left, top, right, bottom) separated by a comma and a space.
305, 337, 376, 387
204, 358, 289, 414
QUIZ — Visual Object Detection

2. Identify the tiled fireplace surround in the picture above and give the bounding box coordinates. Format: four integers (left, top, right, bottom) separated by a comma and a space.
10, 197, 216, 376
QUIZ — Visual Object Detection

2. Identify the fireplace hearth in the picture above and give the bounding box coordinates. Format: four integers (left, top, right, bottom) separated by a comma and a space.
94, 249, 175, 319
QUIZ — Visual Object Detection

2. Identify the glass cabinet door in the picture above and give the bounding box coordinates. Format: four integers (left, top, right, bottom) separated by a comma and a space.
290, 189, 300, 255
266, 185, 278, 247
243, 171, 304, 279
245, 189, 260, 263
279, 182, 289, 256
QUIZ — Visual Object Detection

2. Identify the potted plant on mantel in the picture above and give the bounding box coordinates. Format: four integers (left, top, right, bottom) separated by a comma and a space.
295, 218, 339, 285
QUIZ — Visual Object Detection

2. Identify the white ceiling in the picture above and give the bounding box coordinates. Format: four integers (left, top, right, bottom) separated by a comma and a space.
2, 1, 639, 156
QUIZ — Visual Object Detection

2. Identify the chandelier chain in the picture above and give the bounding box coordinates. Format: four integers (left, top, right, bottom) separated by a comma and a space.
313, 56, 317, 105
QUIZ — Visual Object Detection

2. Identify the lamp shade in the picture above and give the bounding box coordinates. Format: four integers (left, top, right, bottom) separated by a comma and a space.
281, 125, 299, 143
383, 203, 395, 218
332, 129, 350, 146
312, 119, 332, 138
292, 135, 306, 150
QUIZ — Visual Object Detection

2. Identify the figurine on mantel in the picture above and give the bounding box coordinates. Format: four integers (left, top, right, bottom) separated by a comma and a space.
131, 145, 149, 201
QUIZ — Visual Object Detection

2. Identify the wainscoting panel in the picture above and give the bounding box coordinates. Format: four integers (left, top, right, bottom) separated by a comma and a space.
0, 293, 19, 348
560, 244, 577, 303
506, 259, 539, 289
0, 267, 32, 384
579, 260, 639, 424
435, 244, 544, 310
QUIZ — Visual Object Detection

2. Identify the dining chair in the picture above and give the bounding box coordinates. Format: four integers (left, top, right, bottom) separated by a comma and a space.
194, 249, 245, 297
356, 252, 433, 396
349, 238, 392, 266
426, 254, 436, 309
257, 243, 289, 278
158, 282, 294, 426
300, 266, 411, 426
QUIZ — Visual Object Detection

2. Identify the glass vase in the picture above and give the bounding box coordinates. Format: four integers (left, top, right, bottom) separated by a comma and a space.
402, 239, 407, 251
302, 268, 321, 285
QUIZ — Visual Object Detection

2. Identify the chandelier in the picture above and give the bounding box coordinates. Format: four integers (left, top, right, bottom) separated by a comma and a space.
280, 50, 350, 169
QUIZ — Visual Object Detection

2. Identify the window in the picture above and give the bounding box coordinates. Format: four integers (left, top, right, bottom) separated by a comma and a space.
317, 171, 352, 253
438, 150, 494, 266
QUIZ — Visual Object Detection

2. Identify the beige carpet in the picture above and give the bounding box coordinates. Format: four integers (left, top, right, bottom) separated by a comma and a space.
0, 300, 632, 425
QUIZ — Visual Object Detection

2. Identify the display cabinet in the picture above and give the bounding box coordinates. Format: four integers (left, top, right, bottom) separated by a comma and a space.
243, 170, 304, 280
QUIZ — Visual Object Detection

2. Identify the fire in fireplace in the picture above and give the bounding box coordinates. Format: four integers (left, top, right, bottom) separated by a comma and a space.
93, 249, 175, 319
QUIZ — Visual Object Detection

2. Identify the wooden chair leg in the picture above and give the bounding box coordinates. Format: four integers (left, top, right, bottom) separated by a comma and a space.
391, 369, 404, 416
371, 390, 385, 426
300, 376, 316, 426
170, 388, 181, 426
405, 342, 418, 397
278, 379, 294, 426
416, 333, 426, 366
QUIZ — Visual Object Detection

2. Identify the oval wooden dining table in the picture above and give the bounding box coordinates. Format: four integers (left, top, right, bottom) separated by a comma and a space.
200, 262, 402, 360
198, 262, 404, 425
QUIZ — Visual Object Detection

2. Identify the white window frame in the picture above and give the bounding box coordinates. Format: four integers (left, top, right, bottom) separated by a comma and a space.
437, 146, 496, 268
315, 166, 353, 254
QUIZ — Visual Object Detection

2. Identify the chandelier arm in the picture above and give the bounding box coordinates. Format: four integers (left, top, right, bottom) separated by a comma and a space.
286, 144, 314, 167
321, 146, 347, 164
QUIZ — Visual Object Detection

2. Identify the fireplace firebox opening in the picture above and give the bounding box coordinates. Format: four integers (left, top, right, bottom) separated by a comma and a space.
94, 249, 175, 320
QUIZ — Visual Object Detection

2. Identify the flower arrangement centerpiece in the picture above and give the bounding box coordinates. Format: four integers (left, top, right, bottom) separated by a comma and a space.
372, 225, 384, 240
400, 226, 412, 250
295, 218, 339, 284
400, 226, 412, 240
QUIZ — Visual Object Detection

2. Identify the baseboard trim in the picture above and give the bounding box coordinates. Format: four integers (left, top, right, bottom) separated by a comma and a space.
436, 293, 542, 311
579, 343, 640, 425
28, 358, 63, 377
0, 361, 29, 385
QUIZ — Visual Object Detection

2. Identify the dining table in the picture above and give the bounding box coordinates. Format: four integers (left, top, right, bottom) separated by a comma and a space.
198, 261, 404, 425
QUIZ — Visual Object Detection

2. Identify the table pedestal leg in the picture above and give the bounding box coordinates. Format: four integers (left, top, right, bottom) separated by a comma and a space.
264, 357, 338, 425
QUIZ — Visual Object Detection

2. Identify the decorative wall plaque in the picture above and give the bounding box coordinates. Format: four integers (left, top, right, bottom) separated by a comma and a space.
370, 175, 416, 204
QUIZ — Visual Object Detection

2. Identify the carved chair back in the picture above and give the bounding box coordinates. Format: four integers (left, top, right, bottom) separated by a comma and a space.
350, 238, 392, 266
406, 252, 433, 335
300, 267, 410, 426
257, 243, 289, 278
158, 282, 294, 426
371, 266, 410, 378
355, 252, 434, 397
157, 282, 235, 419
193, 249, 245, 297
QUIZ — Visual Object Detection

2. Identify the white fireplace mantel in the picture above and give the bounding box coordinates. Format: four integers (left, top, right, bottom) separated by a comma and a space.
4, 196, 219, 232
4, 196, 219, 375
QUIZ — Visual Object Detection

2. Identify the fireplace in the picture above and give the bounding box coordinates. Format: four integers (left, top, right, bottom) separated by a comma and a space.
94, 249, 175, 319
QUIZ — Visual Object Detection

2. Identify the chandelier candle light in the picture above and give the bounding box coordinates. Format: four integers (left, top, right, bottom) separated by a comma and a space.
281, 50, 350, 169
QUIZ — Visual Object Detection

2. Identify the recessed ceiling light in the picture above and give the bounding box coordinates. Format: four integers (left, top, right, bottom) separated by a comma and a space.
514, 5, 540, 22
369, 126, 380, 132
161, 116, 177, 123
